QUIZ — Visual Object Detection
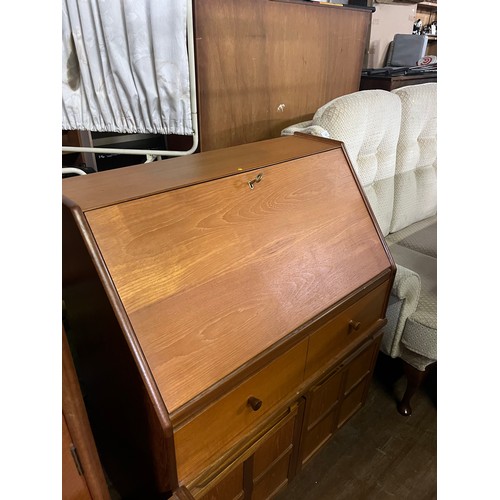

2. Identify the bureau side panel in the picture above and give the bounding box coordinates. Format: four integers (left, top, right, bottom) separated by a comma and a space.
62, 201, 175, 497
63, 325, 110, 500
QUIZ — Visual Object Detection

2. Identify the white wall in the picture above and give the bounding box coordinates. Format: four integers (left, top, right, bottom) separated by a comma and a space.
365, 2, 418, 68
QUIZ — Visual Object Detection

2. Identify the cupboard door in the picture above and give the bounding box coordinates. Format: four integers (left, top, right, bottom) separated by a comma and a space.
194, 402, 302, 500
250, 403, 301, 499
63, 414, 93, 500
298, 335, 382, 469
62, 325, 110, 500
337, 337, 380, 430
298, 368, 343, 468
197, 462, 245, 500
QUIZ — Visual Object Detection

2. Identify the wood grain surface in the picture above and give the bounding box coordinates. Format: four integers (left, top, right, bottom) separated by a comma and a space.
305, 282, 388, 380
194, 0, 371, 151
85, 148, 390, 412
62, 325, 110, 500
62, 136, 339, 212
174, 340, 307, 482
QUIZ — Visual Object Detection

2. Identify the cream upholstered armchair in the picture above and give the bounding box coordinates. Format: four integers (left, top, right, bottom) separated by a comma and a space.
282, 90, 401, 237
282, 84, 437, 416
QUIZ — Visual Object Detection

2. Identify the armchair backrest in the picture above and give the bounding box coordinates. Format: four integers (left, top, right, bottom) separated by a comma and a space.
310, 90, 401, 236
390, 83, 437, 233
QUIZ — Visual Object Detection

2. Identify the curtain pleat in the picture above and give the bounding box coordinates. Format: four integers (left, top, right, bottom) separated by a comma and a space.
62, 0, 193, 135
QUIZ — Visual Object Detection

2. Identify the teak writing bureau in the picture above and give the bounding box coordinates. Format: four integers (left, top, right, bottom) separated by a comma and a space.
62, 135, 396, 499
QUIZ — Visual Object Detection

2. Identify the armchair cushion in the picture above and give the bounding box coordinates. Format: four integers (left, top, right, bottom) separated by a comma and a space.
385, 215, 437, 258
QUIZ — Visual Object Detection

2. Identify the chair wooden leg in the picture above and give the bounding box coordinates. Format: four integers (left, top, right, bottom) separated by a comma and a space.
397, 361, 427, 417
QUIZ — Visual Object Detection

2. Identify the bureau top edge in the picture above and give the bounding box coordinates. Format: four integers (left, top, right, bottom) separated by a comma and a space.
61, 135, 342, 212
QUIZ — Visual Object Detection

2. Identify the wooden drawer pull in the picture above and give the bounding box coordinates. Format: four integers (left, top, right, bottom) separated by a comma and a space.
247, 396, 263, 411
349, 320, 361, 333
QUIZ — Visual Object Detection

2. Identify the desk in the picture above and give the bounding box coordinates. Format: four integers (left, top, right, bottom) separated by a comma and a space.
62, 135, 395, 499
360, 72, 437, 91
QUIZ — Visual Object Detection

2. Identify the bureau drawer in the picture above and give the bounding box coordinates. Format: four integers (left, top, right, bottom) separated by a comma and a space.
174, 339, 308, 483
305, 282, 388, 379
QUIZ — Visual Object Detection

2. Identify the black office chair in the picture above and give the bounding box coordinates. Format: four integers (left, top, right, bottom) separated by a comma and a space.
386, 34, 428, 67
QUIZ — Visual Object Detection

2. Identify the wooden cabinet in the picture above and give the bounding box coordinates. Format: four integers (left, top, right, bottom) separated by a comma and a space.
359, 72, 437, 91
62, 130, 97, 174
62, 325, 110, 500
198, 401, 302, 500
299, 325, 381, 470
62, 129, 170, 173
193, 0, 373, 151
62, 135, 395, 498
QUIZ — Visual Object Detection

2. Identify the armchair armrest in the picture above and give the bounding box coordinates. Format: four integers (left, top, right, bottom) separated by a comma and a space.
383, 264, 421, 357
392, 264, 421, 304
281, 121, 331, 138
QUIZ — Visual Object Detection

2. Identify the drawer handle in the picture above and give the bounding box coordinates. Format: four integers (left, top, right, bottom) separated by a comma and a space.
248, 173, 263, 190
349, 320, 361, 333
247, 396, 263, 411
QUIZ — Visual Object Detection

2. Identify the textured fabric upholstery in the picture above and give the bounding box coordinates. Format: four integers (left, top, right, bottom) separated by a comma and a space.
389, 83, 437, 233
398, 345, 435, 372
281, 120, 330, 138
280, 84, 437, 374
382, 264, 420, 357
386, 243, 437, 364
385, 215, 437, 258
283, 90, 401, 237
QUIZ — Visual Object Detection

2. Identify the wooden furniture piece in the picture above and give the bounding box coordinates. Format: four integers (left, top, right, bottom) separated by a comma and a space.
63, 324, 110, 500
193, 0, 373, 152
62, 130, 97, 174
62, 135, 395, 499
360, 71, 437, 91
62, 129, 171, 174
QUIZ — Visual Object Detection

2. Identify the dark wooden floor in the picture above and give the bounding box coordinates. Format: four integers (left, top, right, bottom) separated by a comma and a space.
275, 354, 437, 500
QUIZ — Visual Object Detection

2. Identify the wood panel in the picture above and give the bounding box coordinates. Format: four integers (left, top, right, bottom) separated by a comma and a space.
299, 370, 342, 466
85, 148, 390, 412
298, 336, 381, 469
62, 325, 110, 500
194, 403, 300, 500
359, 73, 437, 92
62, 414, 93, 500
337, 339, 380, 429
197, 462, 245, 500
62, 135, 339, 212
194, 0, 372, 151
174, 340, 307, 482
305, 282, 388, 380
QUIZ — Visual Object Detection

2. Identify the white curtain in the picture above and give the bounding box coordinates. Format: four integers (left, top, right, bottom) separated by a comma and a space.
62, 0, 193, 135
